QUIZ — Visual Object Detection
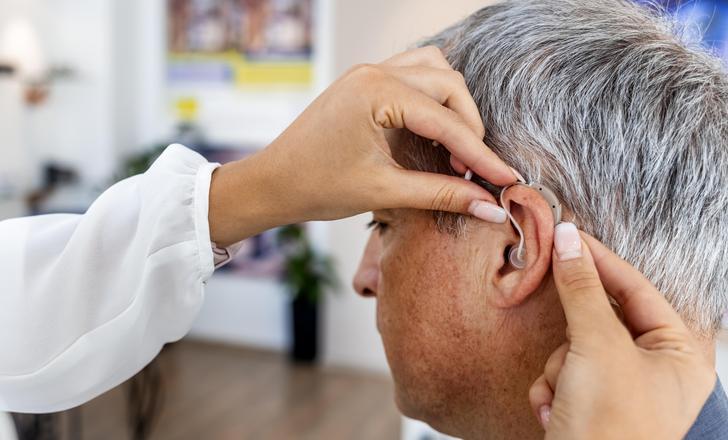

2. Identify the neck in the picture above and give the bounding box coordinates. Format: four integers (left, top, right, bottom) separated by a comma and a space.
457, 283, 566, 440
442, 281, 720, 440
700, 338, 717, 367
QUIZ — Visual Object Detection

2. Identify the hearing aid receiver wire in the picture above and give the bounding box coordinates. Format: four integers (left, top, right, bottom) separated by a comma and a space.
500, 187, 527, 268
465, 167, 531, 269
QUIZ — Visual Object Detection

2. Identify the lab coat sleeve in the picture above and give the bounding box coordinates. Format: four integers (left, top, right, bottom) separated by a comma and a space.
0, 144, 220, 413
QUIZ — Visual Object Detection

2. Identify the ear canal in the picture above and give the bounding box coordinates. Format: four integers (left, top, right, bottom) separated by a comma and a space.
509, 246, 527, 270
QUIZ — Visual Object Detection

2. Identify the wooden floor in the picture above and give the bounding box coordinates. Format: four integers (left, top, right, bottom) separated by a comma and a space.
53, 340, 401, 440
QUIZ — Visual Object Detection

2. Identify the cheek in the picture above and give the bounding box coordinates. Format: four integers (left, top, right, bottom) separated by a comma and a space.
378, 225, 483, 343
377, 226, 490, 411
380, 244, 463, 334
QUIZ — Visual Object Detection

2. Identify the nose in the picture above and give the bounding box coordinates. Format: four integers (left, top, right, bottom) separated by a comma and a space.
353, 232, 382, 298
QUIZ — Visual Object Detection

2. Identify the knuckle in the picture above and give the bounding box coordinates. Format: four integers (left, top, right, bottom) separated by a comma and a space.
450, 70, 466, 85
441, 105, 463, 124
348, 63, 384, 82
344, 63, 364, 76
428, 121, 449, 144
560, 270, 603, 292
469, 145, 488, 167
422, 45, 444, 58
430, 184, 459, 212
374, 107, 397, 129
477, 125, 486, 139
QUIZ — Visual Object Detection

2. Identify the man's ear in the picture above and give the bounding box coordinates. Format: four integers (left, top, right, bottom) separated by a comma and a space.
489, 184, 556, 308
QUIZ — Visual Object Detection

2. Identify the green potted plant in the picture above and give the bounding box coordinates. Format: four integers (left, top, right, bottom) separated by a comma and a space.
278, 224, 338, 362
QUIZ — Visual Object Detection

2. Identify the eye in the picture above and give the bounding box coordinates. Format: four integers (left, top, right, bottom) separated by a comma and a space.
366, 220, 389, 234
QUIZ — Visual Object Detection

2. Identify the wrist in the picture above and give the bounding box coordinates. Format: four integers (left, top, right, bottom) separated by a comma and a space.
208, 149, 291, 246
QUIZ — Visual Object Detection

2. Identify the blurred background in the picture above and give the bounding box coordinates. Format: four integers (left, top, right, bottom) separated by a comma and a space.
0, 0, 727, 439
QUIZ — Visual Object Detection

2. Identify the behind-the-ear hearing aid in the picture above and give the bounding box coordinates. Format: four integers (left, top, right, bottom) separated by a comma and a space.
501, 182, 562, 269
465, 169, 562, 269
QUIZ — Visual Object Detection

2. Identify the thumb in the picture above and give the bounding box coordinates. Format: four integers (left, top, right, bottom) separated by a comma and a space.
552, 223, 622, 338
388, 169, 506, 222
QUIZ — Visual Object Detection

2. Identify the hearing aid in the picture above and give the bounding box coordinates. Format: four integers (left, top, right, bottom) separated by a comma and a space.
465, 168, 562, 270
502, 182, 562, 269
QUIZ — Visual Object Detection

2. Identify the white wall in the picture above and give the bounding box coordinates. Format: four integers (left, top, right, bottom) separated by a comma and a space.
0, 78, 25, 189
110, 0, 141, 156
189, 275, 290, 350
0, 77, 28, 220
0, 0, 118, 185
328, 0, 493, 74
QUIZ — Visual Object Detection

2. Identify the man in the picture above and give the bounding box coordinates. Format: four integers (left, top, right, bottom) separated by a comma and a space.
354, 0, 728, 438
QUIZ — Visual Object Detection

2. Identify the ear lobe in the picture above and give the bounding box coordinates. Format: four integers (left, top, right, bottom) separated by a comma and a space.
491, 185, 556, 308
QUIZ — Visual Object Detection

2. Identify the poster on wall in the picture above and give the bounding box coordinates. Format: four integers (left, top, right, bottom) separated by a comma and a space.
168, 0, 314, 88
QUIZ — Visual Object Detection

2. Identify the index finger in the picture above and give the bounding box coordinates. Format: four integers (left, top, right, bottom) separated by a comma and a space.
582, 233, 687, 335
390, 83, 516, 185
379, 65, 486, 142
381, 48, 488, 159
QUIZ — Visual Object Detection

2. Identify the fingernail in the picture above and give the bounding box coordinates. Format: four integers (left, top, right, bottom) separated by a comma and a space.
509, 167, 526, 183
539, 405, 551, 428
555, 222, 582, 261
468, 200, 507, 224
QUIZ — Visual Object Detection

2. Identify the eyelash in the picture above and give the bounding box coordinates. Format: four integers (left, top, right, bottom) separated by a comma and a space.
367, 220, 389, 233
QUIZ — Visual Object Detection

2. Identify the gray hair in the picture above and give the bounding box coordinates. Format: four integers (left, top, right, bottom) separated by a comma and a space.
404, 0, 728, 334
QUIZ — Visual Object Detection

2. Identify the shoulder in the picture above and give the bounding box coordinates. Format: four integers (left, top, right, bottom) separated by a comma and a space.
685, 378, 728, 440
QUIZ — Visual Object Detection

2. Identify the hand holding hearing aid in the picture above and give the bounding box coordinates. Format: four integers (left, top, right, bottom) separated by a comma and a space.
207, 46, 517, 247
528, 224, 716, 439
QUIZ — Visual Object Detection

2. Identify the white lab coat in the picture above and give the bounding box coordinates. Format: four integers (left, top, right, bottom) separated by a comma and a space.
0, 144, 225, 414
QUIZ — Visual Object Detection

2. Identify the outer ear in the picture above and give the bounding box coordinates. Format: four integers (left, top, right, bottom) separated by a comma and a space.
490, 184, 556, 308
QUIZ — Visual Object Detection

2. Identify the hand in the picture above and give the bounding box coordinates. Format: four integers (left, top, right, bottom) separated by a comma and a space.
529, 223, 716, 439
209, 47, 516, 246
